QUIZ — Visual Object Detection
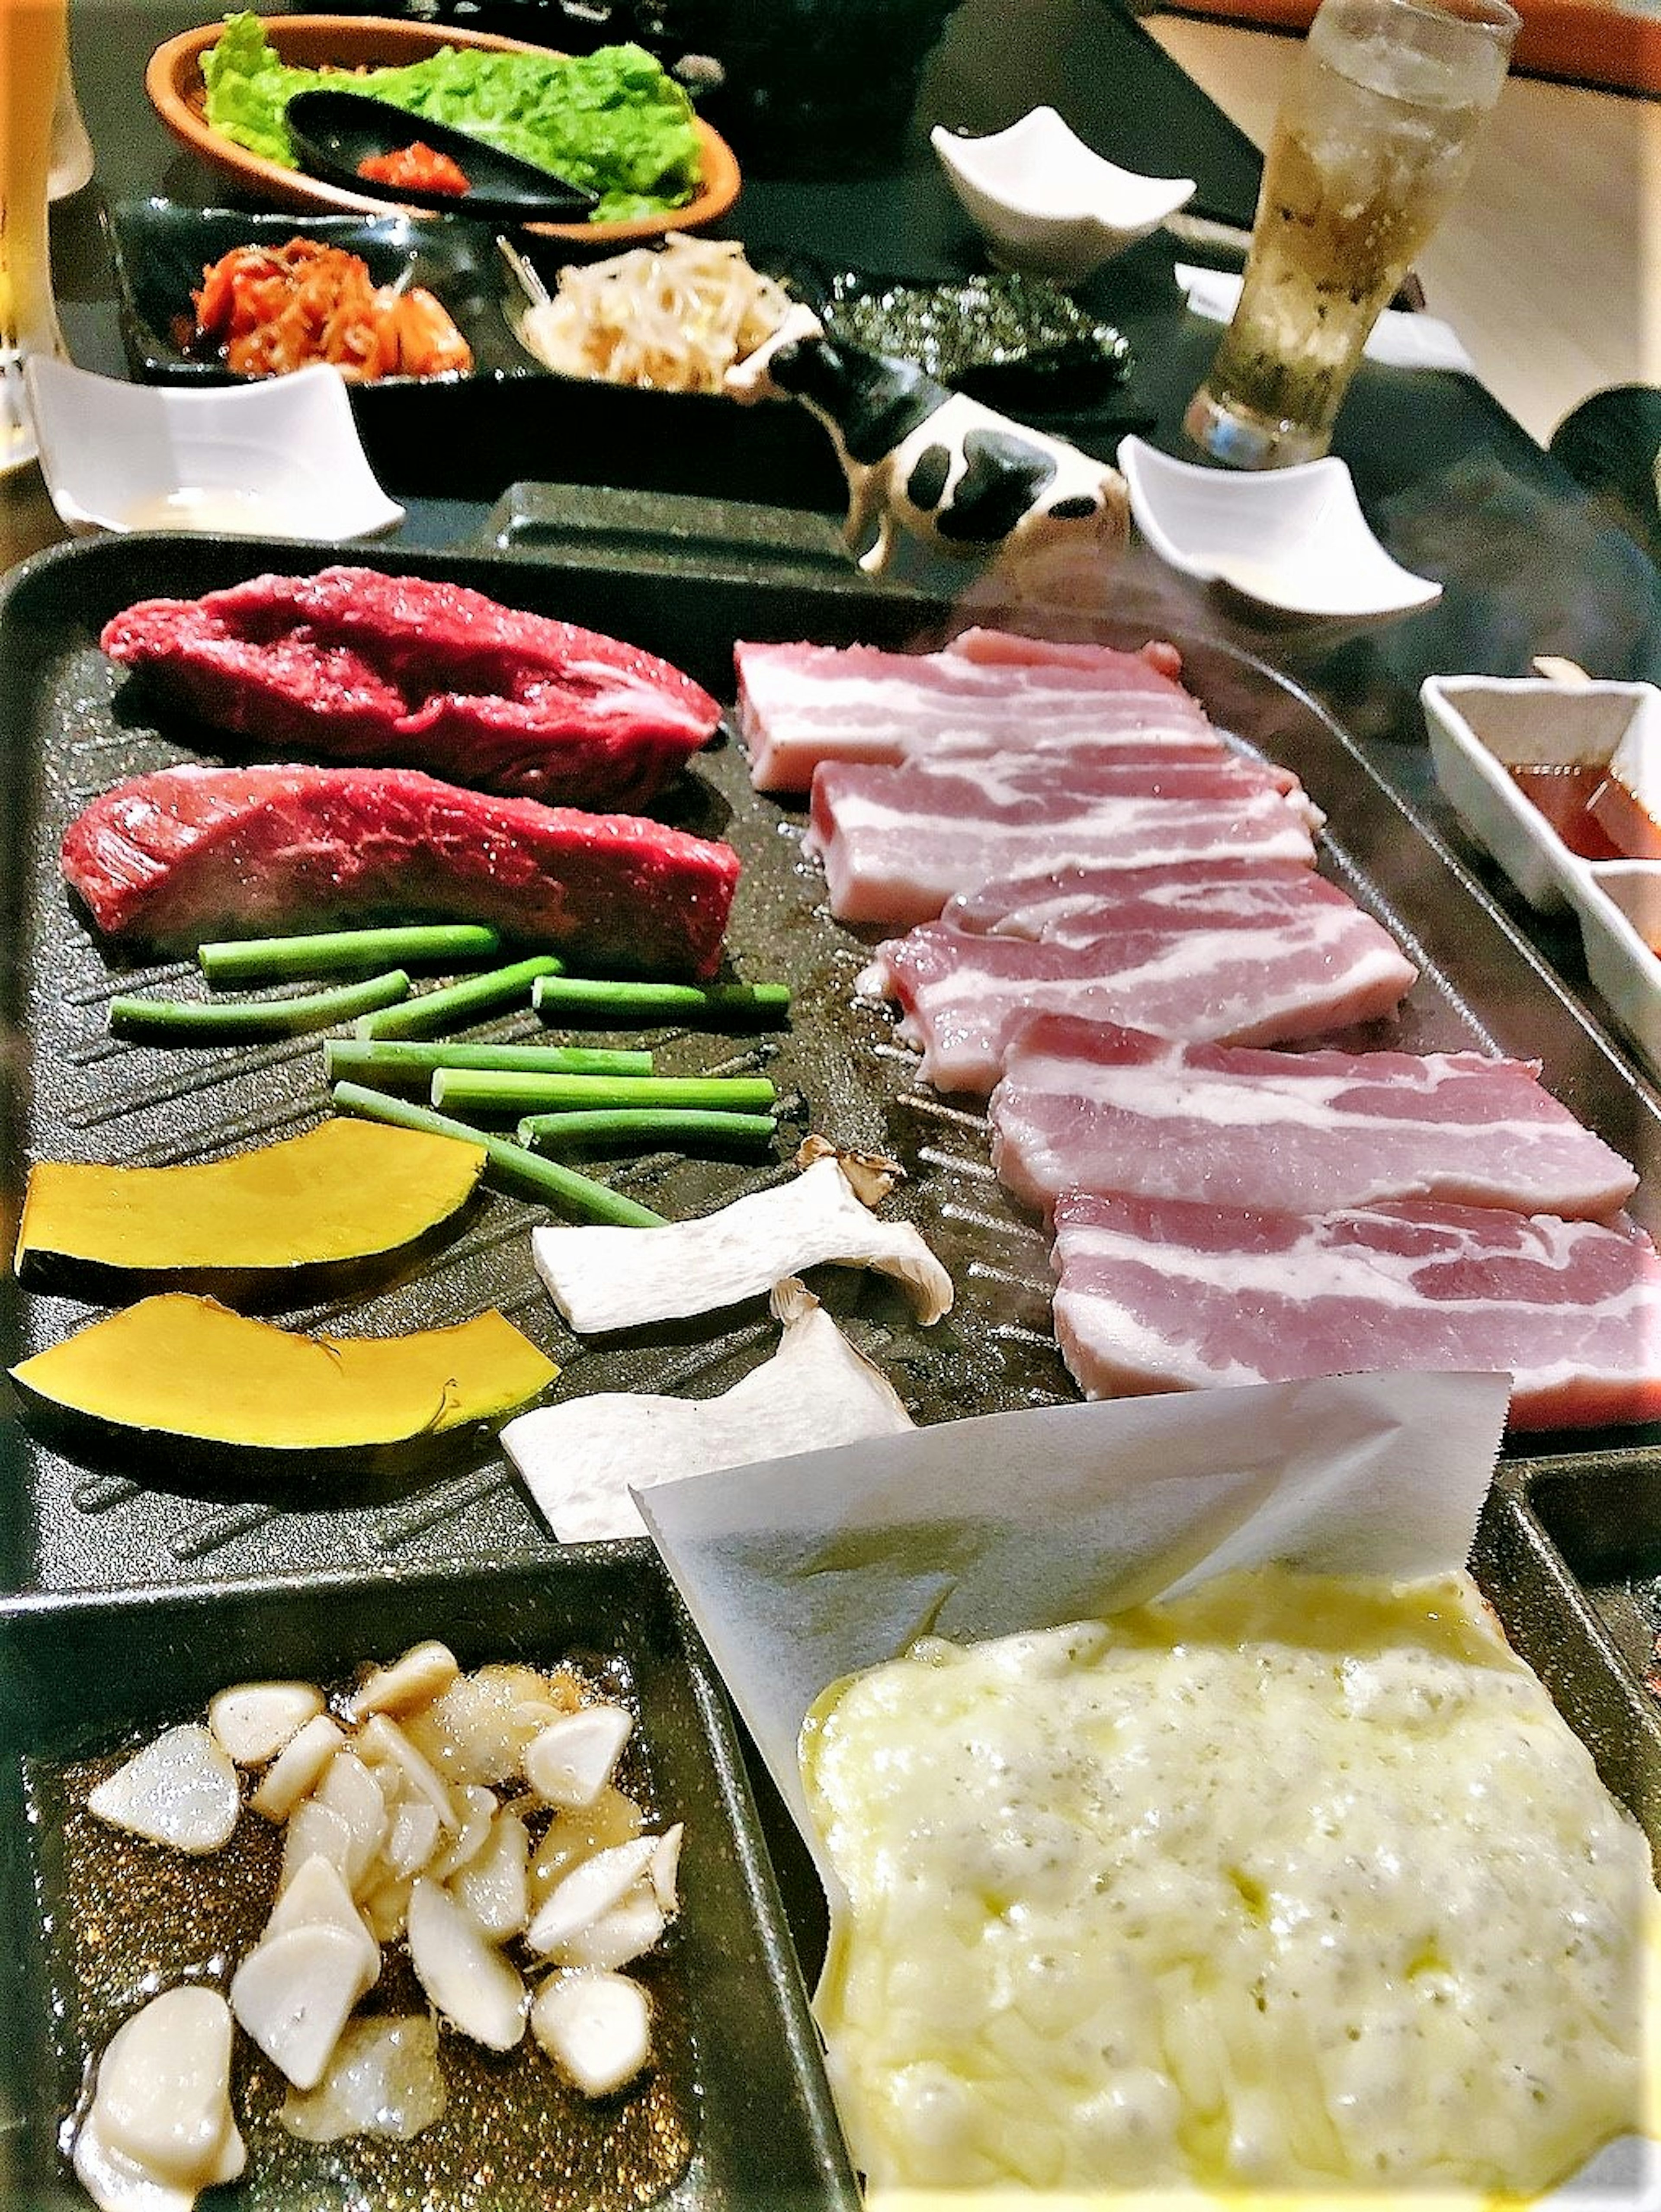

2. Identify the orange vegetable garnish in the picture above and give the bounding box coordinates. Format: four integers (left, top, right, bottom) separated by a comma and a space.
357, 140, 471, 196
189, 240, 474, 382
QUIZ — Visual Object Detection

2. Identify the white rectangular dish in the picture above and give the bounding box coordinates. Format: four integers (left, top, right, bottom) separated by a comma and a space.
1421, 674, 1661, 1077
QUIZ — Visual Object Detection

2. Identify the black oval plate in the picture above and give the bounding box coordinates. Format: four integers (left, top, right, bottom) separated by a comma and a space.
285, 88, 598, 221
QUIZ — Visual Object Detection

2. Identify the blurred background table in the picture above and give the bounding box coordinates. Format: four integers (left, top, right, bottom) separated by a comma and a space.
5, 0, 1657, 707
1143, 6, 1657, 446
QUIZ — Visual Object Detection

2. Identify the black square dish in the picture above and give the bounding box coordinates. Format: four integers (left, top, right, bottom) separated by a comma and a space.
103, 199, 847, 508
106, 199, 539, 388
1475, 1454, 1661, 1857
0, 1548, 859, 2210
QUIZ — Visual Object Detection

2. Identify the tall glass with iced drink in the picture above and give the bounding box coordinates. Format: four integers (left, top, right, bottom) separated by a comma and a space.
1, 0, 68, 465
1185, 0, 1518, 469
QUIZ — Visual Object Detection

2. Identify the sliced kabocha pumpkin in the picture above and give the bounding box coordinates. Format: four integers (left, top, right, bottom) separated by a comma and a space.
8, 1295, 558, 1483
13, 1119, 487, 1307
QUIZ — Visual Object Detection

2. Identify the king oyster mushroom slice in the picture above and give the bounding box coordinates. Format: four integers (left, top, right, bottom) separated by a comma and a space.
263, 1852, 379, 1951
282, 2014, 447, 2145
414, 1664, 575, 1786
531, 1152, 953, 1334
531, 1969, 653, 2098
87, 1724, 240, 1855
250, 1714, 346, 1823
523, 1705, 633, 1810
504, 1279, 916, 1544
530, 1787, 645, 1903
208, 1681, 325, 1768
75, 1986, 245, 2211
342, 1640, 460, 1724
405, 1875, 529, 2052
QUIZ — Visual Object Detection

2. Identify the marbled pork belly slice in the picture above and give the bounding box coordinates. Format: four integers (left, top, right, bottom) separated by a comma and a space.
989, 1017, 1639, 1218
945, 857, 1328, 948
1049, 1187, 1661, 1430
807, 754, 1321, 926
61, 763, 740, 977
868, 889, 1417, 1095
99, 565, 721, 810
734, 628, 1215, 792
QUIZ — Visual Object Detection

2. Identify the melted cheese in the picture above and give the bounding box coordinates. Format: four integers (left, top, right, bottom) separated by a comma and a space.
802, 1568, 1659, 2202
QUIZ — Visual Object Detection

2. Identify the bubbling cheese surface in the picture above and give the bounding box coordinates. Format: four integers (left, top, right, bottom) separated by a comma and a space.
803, 1568, 1658, 2199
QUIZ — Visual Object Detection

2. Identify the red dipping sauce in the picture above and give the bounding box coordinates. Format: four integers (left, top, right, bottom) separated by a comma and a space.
358, 142, 471, 196
1504, 762, 1625, 861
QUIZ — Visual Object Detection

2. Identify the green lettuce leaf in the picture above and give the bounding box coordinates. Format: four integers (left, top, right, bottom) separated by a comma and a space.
201, 16, 701, 218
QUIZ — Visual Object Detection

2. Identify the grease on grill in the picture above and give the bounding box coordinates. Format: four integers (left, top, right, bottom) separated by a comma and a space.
38, 1651, 695, 2212
812, 269, 1133, 405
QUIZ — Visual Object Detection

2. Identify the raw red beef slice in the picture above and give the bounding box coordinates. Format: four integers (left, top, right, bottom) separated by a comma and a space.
99, 566, 722, 809
61, 763, 740, 977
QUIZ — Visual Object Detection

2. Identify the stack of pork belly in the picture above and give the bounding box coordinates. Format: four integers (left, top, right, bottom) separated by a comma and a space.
735, 627, 1661, 1430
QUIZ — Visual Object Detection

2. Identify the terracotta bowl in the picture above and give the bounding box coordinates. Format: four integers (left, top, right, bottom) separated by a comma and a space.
145, 14, 742, 246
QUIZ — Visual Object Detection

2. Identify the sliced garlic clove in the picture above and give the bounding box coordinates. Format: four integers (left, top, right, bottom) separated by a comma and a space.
530, 1969, 652, 2098
452, 1809, 530, 1940
81, 1985, 244, 2196
74, 2103, 209, 2212
546, 1883, 667, 1972
529, 1787, 645, 1904
230, 1922, 378, 2090
87, 1725, 240, 1856
405, 1876, 528, 2052
414, 1664, 576, 1786
355, 1714, 456, 1831
649, 1823, 684, 1917
278, 1799, 353, 1898
429, 1783, 499, 1881
262, 1853, 378, 1974
342, 1641, 460, 1725
314, 1750, 388, 1895
359, 1869, 415, 1946
383, 1796, 444, 1881
523, 1706, 632, 1811
207, 1682, 324, 1768
281, 2014, 447, 2145
525, 1837, 658, 1956
250, 1715, 346, 1824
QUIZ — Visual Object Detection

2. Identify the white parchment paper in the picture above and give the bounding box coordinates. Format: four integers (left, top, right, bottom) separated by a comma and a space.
638, 1369, 1511, 1857
638, 1369, 1657, 2208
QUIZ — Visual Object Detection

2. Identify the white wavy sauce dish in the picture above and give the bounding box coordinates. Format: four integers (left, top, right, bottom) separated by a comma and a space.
1422, 673, 1661, 1077
931, 106, 1195, 285
23, 356, 405, 539
1116, 434, 1443, 620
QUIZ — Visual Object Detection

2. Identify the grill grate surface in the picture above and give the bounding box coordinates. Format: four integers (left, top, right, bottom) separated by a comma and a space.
3, 533, 1658, 1599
